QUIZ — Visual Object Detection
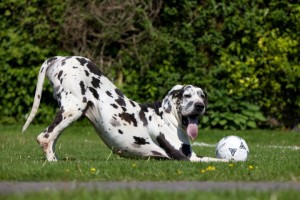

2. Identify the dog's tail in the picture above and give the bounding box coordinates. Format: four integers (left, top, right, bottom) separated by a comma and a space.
22, 58, 56, 133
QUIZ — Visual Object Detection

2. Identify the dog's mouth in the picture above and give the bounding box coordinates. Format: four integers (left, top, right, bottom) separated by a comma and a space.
182, 114, 199, 140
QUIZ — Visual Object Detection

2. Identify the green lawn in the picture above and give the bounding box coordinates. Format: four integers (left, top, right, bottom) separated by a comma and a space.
2, 189, 300, 200
1, 124, 300, 199
1, 124, 299, 182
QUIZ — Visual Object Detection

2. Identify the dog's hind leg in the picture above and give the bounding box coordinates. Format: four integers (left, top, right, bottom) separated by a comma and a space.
37, 101, 86, 161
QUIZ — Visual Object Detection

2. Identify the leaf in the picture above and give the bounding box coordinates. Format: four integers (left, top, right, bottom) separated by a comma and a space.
247, 121, 257, 128
254, 112, 267, 121
241, 109, 255, 117
219, 119, 227, 126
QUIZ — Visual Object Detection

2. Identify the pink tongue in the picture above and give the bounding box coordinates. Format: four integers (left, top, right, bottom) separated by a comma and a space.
187, 117, 199, 140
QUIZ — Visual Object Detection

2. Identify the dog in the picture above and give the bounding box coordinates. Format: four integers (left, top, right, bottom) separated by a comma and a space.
22, 56, 227, 162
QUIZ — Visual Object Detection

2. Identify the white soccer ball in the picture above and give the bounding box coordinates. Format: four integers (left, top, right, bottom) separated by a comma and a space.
215, 135, 249, 161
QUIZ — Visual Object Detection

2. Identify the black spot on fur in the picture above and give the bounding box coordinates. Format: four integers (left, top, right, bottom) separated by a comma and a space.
139, 109, 148, 127
56, 93, 61, 100
156, 133, 189, 161
91, 77, 101, 88
82, 97, 87, 103
83, 101, 94, 115
110, 103, 118, 109
106, 91, 113, 98
159, 111, 163, 119
149, 116, 152, 121
180, 144, 192, 157
84, 70, 90, 77
57, 70, 63, 80
141, 101, 162, 117
185, 85, 192, 89
47, 108, 64, 133
76, 57, 88, 66
163, 99, 172, 113
47, 57, 57, 65
121, 107, 127, 112
115, 97, 126, 107
86, 60, 103, 76
44, 133, 49, 138
38, 95, 40, 99
130, 100, 136, 107
118, 129, 123, 134
61, 56, 72, 66
115, 88, 124, 98
133, 136, 149, 145
79, 81, 86, 95
115, 89, 126, 106
119, 112, 137, 127
139, 104, 149, 113
89, 87, 99, 99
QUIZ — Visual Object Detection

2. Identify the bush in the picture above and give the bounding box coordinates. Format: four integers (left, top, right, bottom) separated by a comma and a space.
0, 0, 66, 124
1, 0, 299, 129
215, 1, 300, 128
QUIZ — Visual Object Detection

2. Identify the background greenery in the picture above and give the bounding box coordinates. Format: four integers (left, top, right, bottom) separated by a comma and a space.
0, 0, 299, 130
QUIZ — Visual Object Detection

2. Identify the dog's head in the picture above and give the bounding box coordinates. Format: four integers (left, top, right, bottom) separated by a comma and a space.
162, 85, 208, 140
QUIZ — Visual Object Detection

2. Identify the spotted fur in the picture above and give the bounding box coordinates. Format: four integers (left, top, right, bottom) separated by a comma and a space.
22, 56, 227, 162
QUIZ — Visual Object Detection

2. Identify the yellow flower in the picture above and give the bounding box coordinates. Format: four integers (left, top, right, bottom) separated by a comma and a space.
228, 163, 234, 167
206, 166, 216, 171
90, 167, 96, 172
200, 169, 206, 173
248, 165, 254, 170
132, 163, 137, 168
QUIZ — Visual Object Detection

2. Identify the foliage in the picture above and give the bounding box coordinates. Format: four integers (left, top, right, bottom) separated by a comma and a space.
216, 1, 300, 128
0, 0, 299, 129
202, 89, 266, 130
0, 0, 66, 123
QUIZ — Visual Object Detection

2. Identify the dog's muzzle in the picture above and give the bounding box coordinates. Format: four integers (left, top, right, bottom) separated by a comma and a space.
181, 103, 205, 140
194, 102, 205, 113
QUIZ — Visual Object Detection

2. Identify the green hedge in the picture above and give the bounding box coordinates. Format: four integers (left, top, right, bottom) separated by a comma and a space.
1, 0, 299, 130
0, 0, 66, 124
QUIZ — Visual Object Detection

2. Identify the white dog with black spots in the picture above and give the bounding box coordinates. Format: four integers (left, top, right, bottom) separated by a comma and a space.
23, 56, 227, 162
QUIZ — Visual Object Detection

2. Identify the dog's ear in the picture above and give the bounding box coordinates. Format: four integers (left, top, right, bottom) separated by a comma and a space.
167, 85, 183, 96
162, 85, 183, 113
170, 85, 186, 99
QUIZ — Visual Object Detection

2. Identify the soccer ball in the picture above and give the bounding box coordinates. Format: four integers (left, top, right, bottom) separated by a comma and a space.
215, 135, 249, 161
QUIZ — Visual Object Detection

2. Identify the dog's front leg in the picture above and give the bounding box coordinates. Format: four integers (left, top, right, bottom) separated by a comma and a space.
189, 152, 229, 162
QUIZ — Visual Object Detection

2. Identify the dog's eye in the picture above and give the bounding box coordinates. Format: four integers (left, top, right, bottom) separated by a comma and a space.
201, 94, 205, 98
184, 94, 191, 98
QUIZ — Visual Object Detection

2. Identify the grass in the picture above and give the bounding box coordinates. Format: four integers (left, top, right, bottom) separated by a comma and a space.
1, 124, 300, 199
2, 189, 300, 200
1, 123, 300, 182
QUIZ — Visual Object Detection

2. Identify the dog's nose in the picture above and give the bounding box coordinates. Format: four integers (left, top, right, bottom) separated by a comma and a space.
195, 103, 205, 112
